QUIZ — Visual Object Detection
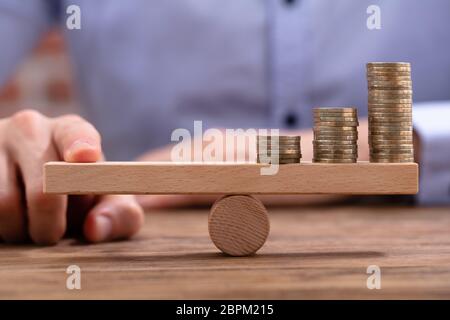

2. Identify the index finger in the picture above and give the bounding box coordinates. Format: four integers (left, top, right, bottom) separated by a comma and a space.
52, 115, 102, 162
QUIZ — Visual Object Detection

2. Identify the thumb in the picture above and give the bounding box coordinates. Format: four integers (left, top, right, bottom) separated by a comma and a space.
83, 195, 144, 243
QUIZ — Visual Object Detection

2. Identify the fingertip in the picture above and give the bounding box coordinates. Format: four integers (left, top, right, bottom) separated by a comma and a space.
83, 214, 112, 243
65, 140, 101, 163
84, 197, 144, 243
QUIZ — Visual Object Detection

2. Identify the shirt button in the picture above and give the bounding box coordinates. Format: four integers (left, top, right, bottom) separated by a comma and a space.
284, 0, 297, 6
284, 113, 298, 127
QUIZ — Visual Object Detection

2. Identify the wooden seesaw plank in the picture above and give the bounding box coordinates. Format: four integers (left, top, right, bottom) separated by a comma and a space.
44, 161, 418, 195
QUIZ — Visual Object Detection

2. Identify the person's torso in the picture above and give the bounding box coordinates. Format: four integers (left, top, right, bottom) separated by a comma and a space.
61, 0, 450, 159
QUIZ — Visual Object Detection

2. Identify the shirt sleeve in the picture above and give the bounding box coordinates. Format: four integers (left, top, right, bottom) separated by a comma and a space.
0, 0, 52, 87
413, 101, 450, 205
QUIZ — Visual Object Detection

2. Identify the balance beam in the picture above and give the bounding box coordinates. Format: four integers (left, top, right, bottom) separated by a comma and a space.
44, 161, 418, 195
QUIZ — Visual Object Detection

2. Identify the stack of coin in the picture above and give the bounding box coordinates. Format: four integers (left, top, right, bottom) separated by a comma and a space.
367, 62, 414, 163
313, 107, 359, 163
257, 135, 301, 164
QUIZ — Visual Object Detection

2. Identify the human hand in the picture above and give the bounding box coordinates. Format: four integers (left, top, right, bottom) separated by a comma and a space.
0, 110, 144, 244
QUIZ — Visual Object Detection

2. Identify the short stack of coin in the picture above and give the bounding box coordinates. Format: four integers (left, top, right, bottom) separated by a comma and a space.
257, 135, 301, 164
313, 107, 359, 163
367, 62, 414, 163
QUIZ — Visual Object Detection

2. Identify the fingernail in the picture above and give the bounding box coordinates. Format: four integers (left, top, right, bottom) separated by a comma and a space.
67, 140, 98, 162
94, 215, 113, 242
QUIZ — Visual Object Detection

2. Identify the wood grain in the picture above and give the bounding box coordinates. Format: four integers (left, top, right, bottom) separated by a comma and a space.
44, 161, 418, 195
209, 195, 270, 256
1, 205, 449, 299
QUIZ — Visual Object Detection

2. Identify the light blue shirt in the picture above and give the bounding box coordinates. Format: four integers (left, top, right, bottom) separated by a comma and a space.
1, 0, 449, 204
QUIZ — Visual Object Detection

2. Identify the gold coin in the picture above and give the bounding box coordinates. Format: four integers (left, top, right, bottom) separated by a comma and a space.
369, 94, 413, 100
370, 158, 414, 163
314, 151, 357, 156
370, 142, 414, 147
369, 135, 413, 140
369, 111, 412, 114
314, 126, 358, 130
370, 125, 412, 130
313, 107, 357, 112
367, 67, 411, 73
367, 63, 411, 69
367, 76, 411, 82
370, 147, 413, 151
314, 145, 357, 150
370, 154, 414, 158
370, 136, 413, 141
279, 160, 301, 164
368, 112, 412, 117
368, 97, 412, 103
369, 89, 413, 94
314, 136, 357, 141
257, 152, 301, 157
257, 136, 301, 140
370, 156, 414, 160
366, 72, 411, 82
257, 148, 301, 152
314, 131, 358, 136
314, 122, 359, 127
369, 105, 412, 109
314, 152, 357, 157
370, 132, 413, 137
314, 128, 359, 133
257, 136, 301, 141
370, 121, 413, 127
257, 146, 300, 150
315, 155, 353, 158
370, 135, 413, 140
314, 116, 357, 122
370, 141, 414, 146
314, 156, 357, 160
258, 153, 302, 158
257, 157, 301, 163
257, 143, 301, 147
257, 151, 302, 156
314, 150, 358, 156
313, 158, 357, 163
367, 70, 411, 76
313, 109, 357, 114
370, 152, 414, 157
313, 139, 356, 144
369, 117, 413, 122
368, 80, 412, 86
366, 66, 411, 72
314, 147, 358, 153
370, 153, 414, 158
368, 109, 412, 114
367, 62, 410, 68
313, 112, 358, 118
314, 123, 358, 132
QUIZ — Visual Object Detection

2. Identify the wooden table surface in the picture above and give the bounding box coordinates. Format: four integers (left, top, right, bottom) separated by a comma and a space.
1, 204, 449, 299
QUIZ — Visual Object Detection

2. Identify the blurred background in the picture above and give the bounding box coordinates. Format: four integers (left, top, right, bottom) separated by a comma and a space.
0, 29, 79, 118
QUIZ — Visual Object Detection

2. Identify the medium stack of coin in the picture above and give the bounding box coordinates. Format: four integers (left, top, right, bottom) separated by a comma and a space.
257, 135, 301, 164
313, 107, 358, 163
367, 62, 414, 163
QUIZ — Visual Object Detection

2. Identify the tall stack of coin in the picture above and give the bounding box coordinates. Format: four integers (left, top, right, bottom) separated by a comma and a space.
257, 135, 301, 164
313, 107, 359, 163
367, 62, 414, 163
